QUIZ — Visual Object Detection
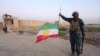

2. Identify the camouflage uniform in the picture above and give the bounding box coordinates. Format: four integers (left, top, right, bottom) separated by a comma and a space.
60, 15, 85, 55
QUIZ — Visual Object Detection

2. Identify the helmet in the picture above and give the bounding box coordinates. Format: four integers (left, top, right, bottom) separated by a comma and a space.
72, 11, 79, 16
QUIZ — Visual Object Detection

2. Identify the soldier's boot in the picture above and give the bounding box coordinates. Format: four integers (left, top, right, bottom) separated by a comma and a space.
71, 51, 75, 56
77, 53, 80, 56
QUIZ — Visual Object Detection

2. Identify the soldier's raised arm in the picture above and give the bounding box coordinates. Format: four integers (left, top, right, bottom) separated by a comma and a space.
59, 13, 71, 22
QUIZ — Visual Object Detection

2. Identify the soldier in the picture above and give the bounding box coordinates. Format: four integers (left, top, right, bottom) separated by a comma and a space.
59, 11, 85, 56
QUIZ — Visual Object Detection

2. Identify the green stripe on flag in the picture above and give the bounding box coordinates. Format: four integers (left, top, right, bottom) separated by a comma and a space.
40, 24, 58, 30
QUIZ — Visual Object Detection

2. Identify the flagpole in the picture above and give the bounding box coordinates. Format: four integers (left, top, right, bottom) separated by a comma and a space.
58, 7, 62, 28
58, 7, 61, 38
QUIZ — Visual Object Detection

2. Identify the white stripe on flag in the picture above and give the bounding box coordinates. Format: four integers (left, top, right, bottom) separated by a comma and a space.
37, 29, 58, 35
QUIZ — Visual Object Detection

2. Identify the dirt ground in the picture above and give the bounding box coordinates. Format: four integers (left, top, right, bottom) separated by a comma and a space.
0, 31, 100, 56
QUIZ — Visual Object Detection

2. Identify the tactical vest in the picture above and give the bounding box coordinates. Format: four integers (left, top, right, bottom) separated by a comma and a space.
70, 20, 80, 32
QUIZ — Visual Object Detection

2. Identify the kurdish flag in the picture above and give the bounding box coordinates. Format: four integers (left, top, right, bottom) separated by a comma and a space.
36, 23, 59, 43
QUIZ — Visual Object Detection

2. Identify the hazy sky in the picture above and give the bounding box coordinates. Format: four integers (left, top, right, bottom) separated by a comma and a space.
0, 0, 100, 24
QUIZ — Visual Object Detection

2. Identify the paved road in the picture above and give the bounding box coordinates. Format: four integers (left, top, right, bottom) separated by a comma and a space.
0, 31, 100, 56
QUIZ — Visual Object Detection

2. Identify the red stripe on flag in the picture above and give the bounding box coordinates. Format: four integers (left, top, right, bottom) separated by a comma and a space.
36, 34, 58, 43
50, 34, 59, 38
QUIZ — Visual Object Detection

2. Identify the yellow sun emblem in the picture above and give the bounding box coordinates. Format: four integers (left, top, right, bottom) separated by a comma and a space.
43, 29, 50, 36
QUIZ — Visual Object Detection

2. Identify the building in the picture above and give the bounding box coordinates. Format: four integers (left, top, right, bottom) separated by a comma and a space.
2, 14, 69, 33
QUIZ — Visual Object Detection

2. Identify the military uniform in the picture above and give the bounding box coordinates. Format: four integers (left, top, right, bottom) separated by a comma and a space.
60, 15, 85, 55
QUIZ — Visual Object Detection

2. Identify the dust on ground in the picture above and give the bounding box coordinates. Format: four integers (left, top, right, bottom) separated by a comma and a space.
0, 31, 100, 56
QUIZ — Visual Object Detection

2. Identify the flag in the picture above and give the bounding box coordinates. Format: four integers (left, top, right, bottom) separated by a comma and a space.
36, 23, 59, 43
